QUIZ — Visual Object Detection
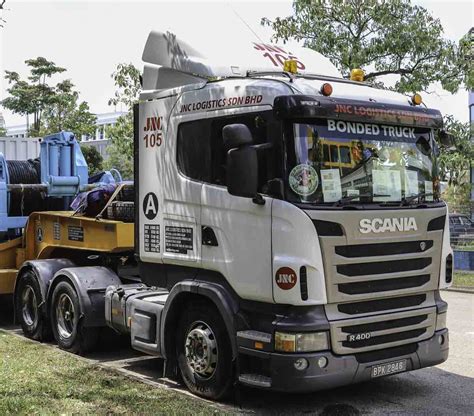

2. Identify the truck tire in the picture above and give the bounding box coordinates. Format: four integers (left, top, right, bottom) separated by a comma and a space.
50, 280, 99, 354
15, 270, 51, 341
176, 301, 233, 400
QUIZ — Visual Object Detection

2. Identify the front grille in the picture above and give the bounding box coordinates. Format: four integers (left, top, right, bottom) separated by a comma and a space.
335, 240, 433, 258
338, 274, 430, 295
337, 258, 431, 277
341, 314, 428, 333
337, 294, 426, 315
315, 213, 443, 303
330, 308, 436, 354
341, 328, 427, 348
311, 208, 445, 355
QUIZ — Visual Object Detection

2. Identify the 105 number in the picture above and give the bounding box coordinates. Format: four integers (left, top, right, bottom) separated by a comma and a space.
143, 133, 162, 148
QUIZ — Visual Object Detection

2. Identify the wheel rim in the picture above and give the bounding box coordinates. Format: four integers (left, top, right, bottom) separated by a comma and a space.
56, 293, 76, 339
21, 285, 38, 327
184, 321, 218, 379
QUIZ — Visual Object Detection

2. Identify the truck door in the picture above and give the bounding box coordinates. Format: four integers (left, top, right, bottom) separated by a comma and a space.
201, 185, 272, 303
177, 111, 274, 303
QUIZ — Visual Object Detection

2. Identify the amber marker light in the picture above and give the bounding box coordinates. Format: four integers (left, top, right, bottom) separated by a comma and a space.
411, 93, 423, 105
320, 82, 333, 96
350, 68, 365, 82
283, 59, 298, 74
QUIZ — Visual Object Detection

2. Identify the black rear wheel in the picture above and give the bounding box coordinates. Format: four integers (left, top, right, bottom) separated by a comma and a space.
176, 301, 233, 400
15, 270, 51, 341
50, 280, 99, 354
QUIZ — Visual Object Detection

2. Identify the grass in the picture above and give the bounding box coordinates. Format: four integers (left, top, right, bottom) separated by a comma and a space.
452, 271, 474, 288
0, 330, 225, 415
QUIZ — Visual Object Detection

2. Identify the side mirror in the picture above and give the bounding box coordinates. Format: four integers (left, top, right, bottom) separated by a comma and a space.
223, 124, 258, 199
438, 130, 455, 147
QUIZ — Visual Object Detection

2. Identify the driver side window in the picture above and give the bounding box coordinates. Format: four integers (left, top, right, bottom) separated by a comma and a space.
177, 111, 279, 191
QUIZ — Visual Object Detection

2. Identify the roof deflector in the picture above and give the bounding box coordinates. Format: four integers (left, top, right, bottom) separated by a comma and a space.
141, 30, 341, 89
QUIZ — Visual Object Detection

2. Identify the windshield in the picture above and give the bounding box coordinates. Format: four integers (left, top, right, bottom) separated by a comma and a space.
286, 120, 439, 205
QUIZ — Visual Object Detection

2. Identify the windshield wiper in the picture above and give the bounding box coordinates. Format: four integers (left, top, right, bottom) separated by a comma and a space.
400, 192, 433, 206
333, 193, 390, 206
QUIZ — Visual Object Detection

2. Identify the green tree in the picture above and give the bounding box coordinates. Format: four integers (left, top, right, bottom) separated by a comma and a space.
80, 145, 103, 175
105, 113, 134, 179
108, 63, 141, 111
39, 79, 97, 138
3, 57, 66, 135
0, 127, 6, 136
105, 63, 141, 178
438, 116, 473, 214
262, 0, 470, 93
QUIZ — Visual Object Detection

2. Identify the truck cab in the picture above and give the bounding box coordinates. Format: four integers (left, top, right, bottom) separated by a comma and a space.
134, 32, 451, 398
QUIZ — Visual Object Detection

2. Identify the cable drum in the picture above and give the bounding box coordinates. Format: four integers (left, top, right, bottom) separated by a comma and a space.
6, 159, 47, 216
7, 159, 40, 184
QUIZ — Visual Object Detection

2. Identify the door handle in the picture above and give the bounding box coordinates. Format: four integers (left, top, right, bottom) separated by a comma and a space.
202, 226, 218, 247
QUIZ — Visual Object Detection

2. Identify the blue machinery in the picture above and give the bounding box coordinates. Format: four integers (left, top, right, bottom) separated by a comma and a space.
0, 131, 118, 234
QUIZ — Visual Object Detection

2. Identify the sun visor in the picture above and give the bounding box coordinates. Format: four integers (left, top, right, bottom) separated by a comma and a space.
274, 96, 444, 129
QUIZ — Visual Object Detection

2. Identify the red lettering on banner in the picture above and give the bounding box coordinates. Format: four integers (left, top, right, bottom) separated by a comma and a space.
253, 42, 306, 70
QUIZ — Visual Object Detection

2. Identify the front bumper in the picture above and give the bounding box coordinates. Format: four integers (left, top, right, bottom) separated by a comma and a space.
238, 329, 449, 392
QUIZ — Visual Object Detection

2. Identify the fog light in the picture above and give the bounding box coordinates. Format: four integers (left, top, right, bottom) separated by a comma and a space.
438, 335, 445, 345
294, 358, 309, 371
317, 356, 328, 368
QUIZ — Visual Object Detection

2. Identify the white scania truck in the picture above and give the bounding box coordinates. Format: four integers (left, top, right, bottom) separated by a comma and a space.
10, 31, 452, 400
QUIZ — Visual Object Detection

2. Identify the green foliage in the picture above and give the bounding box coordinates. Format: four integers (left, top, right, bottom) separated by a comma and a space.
445, 28, 473, 93
438, 116, 473, 214
105, 113, 134, 179
80, 145, 103, 175
0, 127, 6, 136
3, 57, 66, 135
3, 57, 96, 139
39, 79, 97, 138
105, 63, 141, 178
262, 0, 468, 93
108, 63, 141, 112
438, 116, 473, 186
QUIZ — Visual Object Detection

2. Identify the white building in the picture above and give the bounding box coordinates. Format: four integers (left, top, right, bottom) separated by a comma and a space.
4, 124, 28, 139
81, 112, 127, 159
2, 111, 126, 159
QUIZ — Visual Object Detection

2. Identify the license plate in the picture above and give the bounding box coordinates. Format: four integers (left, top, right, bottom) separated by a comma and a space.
371, 359, 407, 378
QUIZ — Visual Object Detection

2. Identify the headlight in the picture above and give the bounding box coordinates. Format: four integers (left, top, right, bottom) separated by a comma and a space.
436, 312, 447, 331
275, 331, 329, 353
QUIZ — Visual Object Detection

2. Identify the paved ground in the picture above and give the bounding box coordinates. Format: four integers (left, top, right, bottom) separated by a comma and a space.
1, 290, 473, 415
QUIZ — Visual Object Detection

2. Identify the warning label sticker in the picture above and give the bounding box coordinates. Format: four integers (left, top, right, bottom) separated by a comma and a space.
68, 226, 84, 242
53, 222, 61, 240
144, 224, 160, 253
165, 226, 193, 255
